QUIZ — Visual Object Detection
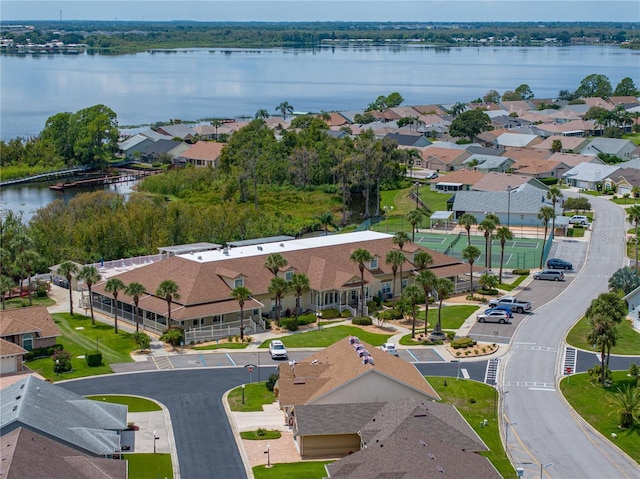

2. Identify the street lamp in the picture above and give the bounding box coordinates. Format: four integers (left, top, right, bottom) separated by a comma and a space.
414, 182, 421, 209
265, 444, 271, 468
506, 185, 514, 228
242, 384, 245, 405
541, 462, 553, 478
505, 419, 518, 458
153, 430, 159, 454
383, 205, 394, 233
450, 359, 461, 380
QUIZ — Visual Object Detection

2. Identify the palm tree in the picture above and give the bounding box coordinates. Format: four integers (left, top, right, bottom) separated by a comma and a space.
57, 261, 78, 316
392, 231, 410, 293
608, 266, 640, 295
627, 204, 640, 268
315, 211, 335, 235
433, 278, 454, 336
458, 213, 477, 246
607, 385, 640, 429
462, 245, 481, 293
155, 279, 180, 328
415, 270, 437, 336
78, 265, 102, 326
385, 250, 406, 306
264, 253, 288, 277
547, 185, 563, 235
275, 101, 294, 120
402, 285, 425, 338
210, 119, 222, 140
449, 102, 466, 118
291, 273, 310, 321
495, 226, 514, 283
268, 277, 289, 327
586, 292, 627, 326
104, 278, 125, 333
538, 206, 555, 268
406, 209, 423, 242
413, 250, 433, 271
255, 109, 270, 120
478, 272, 498, 293
16, 249, 40, 306
587, 314, 617, 385
231, 286, 252, 340
478, 218, 496, 268
124, 281, 146, 332
0, 275, 14, 310
350, 248, 373, 317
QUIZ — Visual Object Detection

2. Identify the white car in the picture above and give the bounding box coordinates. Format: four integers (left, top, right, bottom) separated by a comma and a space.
569, 215, 588, 225
379, 342, 399, 356
269, 340, 288, 359
477, 310, 511, 324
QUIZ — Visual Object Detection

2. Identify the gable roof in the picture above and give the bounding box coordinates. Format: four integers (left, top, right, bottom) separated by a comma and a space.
0, 338, 27, 358
421, 146, 470, 164
511, 157, 564, 176
429, 169, 485, 186
496, 132, 541, 148
562, 163, 621, 182
453, 186, 556, 216
0, 307, 61, 339
181, 141, 225, 161
462, 154, 514, 170
532, 136, 590, 152
605, 167, 640, 187
503, 147, 551, 161
155, 123, 197, 139
471, 172, 548, 192
547, 152, 603, 167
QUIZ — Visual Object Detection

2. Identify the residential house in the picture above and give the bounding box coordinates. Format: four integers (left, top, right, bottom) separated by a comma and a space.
323, 112, 351, 128
503, 148, 551, 162
178, 141, 225, 167
428, 169, 485, 193
461, 154, 515, 173
0, 339, 27, 376
536, 120, 601, 137
562, 163, 621, 190
622, 286, 640, 332
546, 152, 604, 169
495, 132, 543, 149
581, 138, 637, 161
581, 97, 613, 110
475, 128, 509, 147
511, 157, 569, 179
608, 96, 640, 107
383, 132, 431, 148
412, 104, 449, 116
471, 172, 548, 193
420, 146, 471, 171
603, 167, 640, 196
193, 122, 237, 140
498, 100, 534, 113
136, 139, 189, 163
154, 124, 197, 141
532, 136, 590, 154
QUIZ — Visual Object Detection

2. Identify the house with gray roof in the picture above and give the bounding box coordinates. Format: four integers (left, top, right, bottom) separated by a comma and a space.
495, 132, 542, 149
462, 154, 515, 173
155, 123, 197, 141
1, 376, 127, 457
581, 138, 637, 161
562, 163, 621, 190
383, 132, 431, 148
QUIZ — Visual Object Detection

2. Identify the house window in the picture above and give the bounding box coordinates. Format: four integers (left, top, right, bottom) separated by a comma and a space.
369, 258, 378, 269
22, 333, 33, 351
234, 277, 244, 288
381, 282, 391, 294
285, 270, 293, 282
402, 278, 408, 289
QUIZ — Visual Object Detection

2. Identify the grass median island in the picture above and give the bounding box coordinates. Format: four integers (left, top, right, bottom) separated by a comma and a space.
193, 341, 248, 350
253, 461, 333, 479
258, 325, 392, 349
566, 316, 640, 355
125, 453, 173, 479
240, 429, 282, 440
86, 395, 162, 412
229, 382, 277, 412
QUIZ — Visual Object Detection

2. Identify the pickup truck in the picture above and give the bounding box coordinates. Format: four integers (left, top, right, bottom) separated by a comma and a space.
487, 296, 532, 313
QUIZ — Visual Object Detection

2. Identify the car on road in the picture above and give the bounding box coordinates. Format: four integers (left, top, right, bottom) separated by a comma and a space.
269, 340, 288, 359
534, 269, 565, 281
546, 258, 573, 270
484, 305, 513, 318
477, 310, 511, 324
426, 172, 439, 179
569, 215, 588, 225
379, 343, 399, 356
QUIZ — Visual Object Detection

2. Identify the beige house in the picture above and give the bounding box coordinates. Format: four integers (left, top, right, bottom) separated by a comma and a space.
179, 141, 225, 167
421, 146, 471, 171
511, 157, 569, 179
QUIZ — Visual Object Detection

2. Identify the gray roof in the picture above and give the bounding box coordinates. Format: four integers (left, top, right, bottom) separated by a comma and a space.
462, 154, 514, 170
157, 123, 197, 138
582, 138, 635, 156
465, 145, 505, 156
0, 376, 127, 456
452, 186, 558, 216
139, 139, 185, 156
295, 402, 383, 435
562, 163, 621, 182
158, 242, 221, 255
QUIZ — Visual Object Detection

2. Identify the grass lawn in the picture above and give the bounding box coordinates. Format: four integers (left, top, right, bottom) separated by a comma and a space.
86, 395, 162, 412
612, 197, 640, 205
427, 376, 516, 479
125, 453, 173, 479
560, 371, 640, 462
3, 295, 56, 309
193, 342, 248, 350
253, 461, 333, 479
419, 304, 480, 330
498, 274, 529, 292
258, 325, 392, 349
240, 430, 282, 440
566, 316, 640, 355
25, 313, 136, 381
228, 382, 277, 412
566, 227, 586, 238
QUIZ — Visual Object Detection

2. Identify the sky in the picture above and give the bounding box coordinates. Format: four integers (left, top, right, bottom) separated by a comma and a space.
1, 0, 639, 23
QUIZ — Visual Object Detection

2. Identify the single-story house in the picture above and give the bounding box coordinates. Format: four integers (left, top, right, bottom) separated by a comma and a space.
546, 152, 604, 168
136, 139, 189, 163
383, 132, 431, 148
495, 132, 542, 149
0, 338, 27, 376
178, 141, 225, 167
562, 163, 621, 190
462, 154, 515, 173
511, 157, 569, 179
536, 120, 601, 138
154, 123, 197, 141
501, 147, 551, 162
532, 135, 590, 154
604, 168, 640, 196
471, 172, 548, 193
420, 145, 471, 171
428, 169, 485, 193
581, 138, 637, 161
622, 286, 640, 331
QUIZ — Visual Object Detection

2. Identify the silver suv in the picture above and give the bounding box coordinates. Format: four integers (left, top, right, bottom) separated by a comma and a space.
269, 340, 288, 359
534, 270, 565, 281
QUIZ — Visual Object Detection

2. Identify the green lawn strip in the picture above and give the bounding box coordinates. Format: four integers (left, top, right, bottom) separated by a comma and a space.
497, 274, 529, 292
3, 296, 56, 309
193, 342, 248, 350
612, 198, 640, 205
258, 325, 392, 349
427, 376, 516, 479
566, 228, 585, 238
240, 430, 282, 440
86, 395, 162, 412
566, 316, 640, 356
419, 305, 480, 329
560, 372, 640, 462
124, 453, 173, 479
228, 382, 277, 412
253, 461, 333, 479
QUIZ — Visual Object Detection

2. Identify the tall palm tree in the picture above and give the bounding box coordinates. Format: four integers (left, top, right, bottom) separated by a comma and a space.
275, 101, 294, 120
210, 119, 222, 140
255, 109, 270, 120
415, 269, 437, 336
57, 261, 78, 316
291, 273, 310, 321
402, 285, 425, 338
458, 213, 477, 246
16, 249, 40, 306
433, 278, 454, 336
156, 279, 180, 328
413, 250, 433, 271
105, 278, 125, 333
547, 185, 563, 235
449, 102, 467, 118
627, 204, 640, 268
78, 265, 102, 326
124, 281, 146, 332
495, 226, 514, 283
392, 231, 410, 293
478, 218, 496, 268
462, 245, 481, 293
268, 277, 289, 327
538, 206, 555, 268
231, 286, 252, 340
264, 253, 288, 277
406, 209, 423, 242
587, 314, 617, 385
385, 250, 406, 306
350, 248, 373, 317
0, 275, 14, 311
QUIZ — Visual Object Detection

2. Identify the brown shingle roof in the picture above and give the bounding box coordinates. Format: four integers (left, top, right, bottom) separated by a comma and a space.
547, 152, 600, 167
0, 338, 27, 357
0, 307, 61, 339
181, 141, 224, 161
503, 148, 551, 161
471, 172, 542, 192
422, 146, 470, 165
511, 158, 563, 175
428, 169, 485, 185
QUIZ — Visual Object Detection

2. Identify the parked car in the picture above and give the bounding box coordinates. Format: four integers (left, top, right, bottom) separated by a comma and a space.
426, 172, 439, 179
379, 342, 399, 356
484, 305, 513, 318
477, 310, 511, 324
487, 296, 532, 313
569, 215, 588, 225
269, 340, 288, 359
533, 270, 565, 281
546, 258, 573, 270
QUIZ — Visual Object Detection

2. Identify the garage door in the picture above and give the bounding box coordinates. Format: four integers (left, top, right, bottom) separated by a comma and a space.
619, 186, 631, 196
0, 356, 17, 375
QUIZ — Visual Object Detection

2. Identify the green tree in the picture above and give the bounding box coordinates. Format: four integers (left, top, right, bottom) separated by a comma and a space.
495, 226, 514, 283
607, 385, 640, 429
478, 218, 496, 269
538, 206, 555, 268
255, 109, 270, 120
0, 275, 14, 310
547, 185, 563, 235
124, 281, 146, 332
586, 292, 627, 325
608, 266, 640, 296
275, 101, 294, 120
412, 250, 433, 271
264, 253, 288, 277
104, 278, 125, 334
132, 331, 151, 350
56, 261, 79, 316
483, 90, 500, 104
160, 327, 184, 351
70, 104, 119, 168
290, 273, 310, 321
268, 276, 289, 327
449, 109, 492, 142
415, 269, 437, 336
315, 211, 336, 235
433, 278, 454, 336
613, 77, 639, 97
350, 248, 373, 317
406, 209, 423, 242
462, 245, 481, 293
458, 213, 477, 246
15, 249, 40, 306
392, 231, 410, 293
385, 250, 406, 306
402, 284, 425, 338
551, 139, 563, 153
155, 279, 180, 328
78, 265, 101, 326
628, 204, 640, 268
576, 74, 613, 99
587, 314, 617, 385
231, 286, 252, 340
449, 102, 467, 118
514, 83, 534, 100
478, 272, 498, 293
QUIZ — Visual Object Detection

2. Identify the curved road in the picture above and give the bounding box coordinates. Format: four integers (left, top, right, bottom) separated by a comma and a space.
501, 195, 640, 478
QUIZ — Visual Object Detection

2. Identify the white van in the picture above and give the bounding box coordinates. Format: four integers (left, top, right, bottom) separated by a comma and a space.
569, 215, 588, 225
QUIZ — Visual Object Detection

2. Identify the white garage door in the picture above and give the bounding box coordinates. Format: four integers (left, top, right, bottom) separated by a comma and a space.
619, 186, 631, 196
0, 356, 17, 375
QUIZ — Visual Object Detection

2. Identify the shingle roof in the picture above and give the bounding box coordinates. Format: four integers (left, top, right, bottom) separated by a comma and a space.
0, 307, 61, 339
471, 172, 547, 192
294, 402, 384, 435
429, 170, 485, 185
453, 187, 557, 215
0, 338, 26, 358
547, 152, 602, 167
181, 141, 224, 161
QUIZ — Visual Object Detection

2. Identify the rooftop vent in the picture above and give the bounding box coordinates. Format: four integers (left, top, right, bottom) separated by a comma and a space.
223, 247, 229, 255
311, 359, 319, 365
348, 336, 359, 345
437, 466, 445, 474
280, 243, 284, 247
362, 355, 374, 365
257, 246, 263, 251
197, 256, 202, 260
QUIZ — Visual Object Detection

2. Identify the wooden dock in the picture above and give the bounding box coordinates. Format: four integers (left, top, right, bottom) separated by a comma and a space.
49, 170, 159, 191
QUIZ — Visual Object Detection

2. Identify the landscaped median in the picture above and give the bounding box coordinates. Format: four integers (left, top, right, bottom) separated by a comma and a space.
257, 325, 393, 349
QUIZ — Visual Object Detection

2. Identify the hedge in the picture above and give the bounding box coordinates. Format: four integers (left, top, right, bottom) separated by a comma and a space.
451, 337, 476, 349
319, 308, 340, 319
24, 344, 63, 361
512, 269, 530, 275
352, 316, 373, 326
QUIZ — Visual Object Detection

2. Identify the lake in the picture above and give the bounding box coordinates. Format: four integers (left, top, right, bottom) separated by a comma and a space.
1, 45, 638, 141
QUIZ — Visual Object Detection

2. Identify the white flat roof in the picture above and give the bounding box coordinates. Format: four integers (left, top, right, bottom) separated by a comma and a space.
180, 231, 392, 264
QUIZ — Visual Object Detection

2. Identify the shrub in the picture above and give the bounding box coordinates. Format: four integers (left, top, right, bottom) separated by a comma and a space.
281, 318, 299, 331
451, 337, 475, 348
297, 313, 316, 325
85, 352, 103, 367
341, 310, 352, 318
132, 332, 151, 350
24, 344, 63, 361
469, 397, 476, 404
266, 373, 279, 392
319, 308, 340, 319
512, 269, 530, 275
478, 289, 499, 296
367, 300, 381, 313
160, 327, 185, 349
256, 428, 266, 437
352, 316, 373, 326
52, 349, 72, 373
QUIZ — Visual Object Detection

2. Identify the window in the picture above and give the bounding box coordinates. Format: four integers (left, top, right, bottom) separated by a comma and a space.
402, 278, 408, 289
381, 282, 391, 294
22, 333, 33, 351
285, 270, 293, 282
369, 257, 378, 269
234, 277, 244, 288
